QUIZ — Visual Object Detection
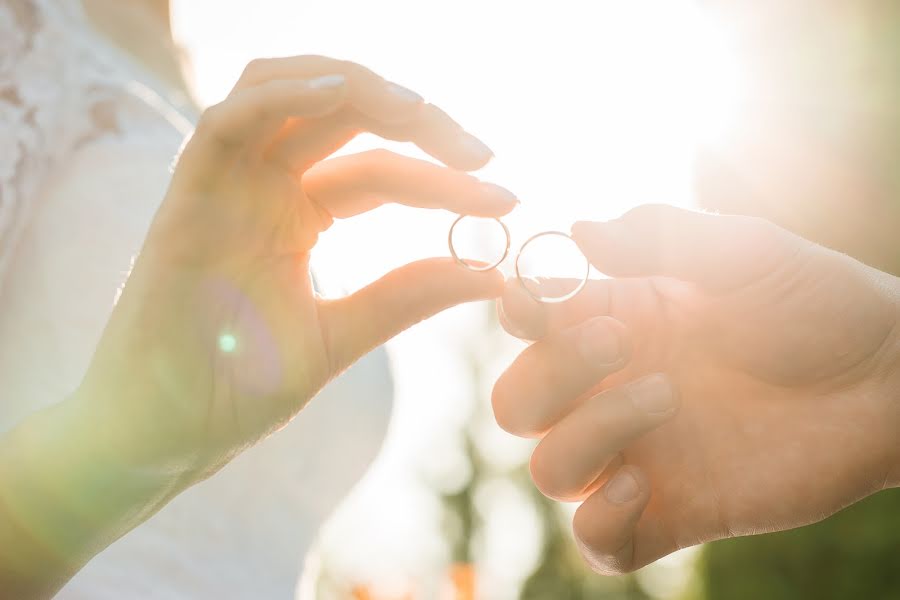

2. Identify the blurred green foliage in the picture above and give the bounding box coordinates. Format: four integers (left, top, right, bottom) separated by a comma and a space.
519, 480, 648, 600
439, 5, 900, 595
694, 2, 900, 598
696, 489, 900, 600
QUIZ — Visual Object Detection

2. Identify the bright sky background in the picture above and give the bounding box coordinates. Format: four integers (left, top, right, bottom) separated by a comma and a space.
172, 1, 744, 596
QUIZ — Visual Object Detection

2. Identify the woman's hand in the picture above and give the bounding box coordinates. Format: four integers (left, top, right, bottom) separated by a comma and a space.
0, 55, 516, 599
492, 204, 900, 574
78, 55, 517, 481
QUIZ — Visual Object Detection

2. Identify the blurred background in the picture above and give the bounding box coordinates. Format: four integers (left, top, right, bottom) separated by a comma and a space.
170, 1, 900, 598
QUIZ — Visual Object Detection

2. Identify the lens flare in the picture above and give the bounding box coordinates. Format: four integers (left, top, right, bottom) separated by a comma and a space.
218, 333, 238, 354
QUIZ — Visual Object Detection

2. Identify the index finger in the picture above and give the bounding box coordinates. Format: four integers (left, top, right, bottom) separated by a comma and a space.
498, 277, 616, 341
234, 55, 495, 171
303, 150, 518, 220
230, 55, 422, 124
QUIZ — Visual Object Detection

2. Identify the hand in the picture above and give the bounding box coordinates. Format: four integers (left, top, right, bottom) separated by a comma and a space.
492, 204, 900, 574
77, 56, 517, 481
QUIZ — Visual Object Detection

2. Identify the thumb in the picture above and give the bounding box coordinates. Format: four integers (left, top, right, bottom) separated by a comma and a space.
571, 204, 803, 291
318, 258, 503, 373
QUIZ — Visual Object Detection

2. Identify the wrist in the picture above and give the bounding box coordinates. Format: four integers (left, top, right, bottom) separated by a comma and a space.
0, 392, 185, 593
876, 272, 900, 488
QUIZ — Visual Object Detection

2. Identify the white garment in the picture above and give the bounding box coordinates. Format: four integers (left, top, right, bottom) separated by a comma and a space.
0, 1, 393, 597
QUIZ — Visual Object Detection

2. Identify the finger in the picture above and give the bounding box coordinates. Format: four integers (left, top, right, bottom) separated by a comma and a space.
498, 272, 690, 342
182, 76, 349, 182
491, 316, 629, 438
230, 55, 426, 124
572, 465, 656, 575
269, 103, 493, 173
571, 204, 804, 292
530, 374, 679, 501
497, 270, 636, 340
359, 103, 494, 171
498, 277, 613, 341
318, 258, 503, 373
303, 150, 518, 220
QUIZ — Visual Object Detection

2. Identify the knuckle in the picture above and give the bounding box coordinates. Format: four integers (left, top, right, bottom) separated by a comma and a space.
240, 58, 269, 82
739, 214, 778, 239
575, 316, 629, 368
740, 214, 773, 231
199, 102, 224, 125
289, 54, 326, 67
734, 214, 792, 251
337, 59, 373, 81
196, 104, 225, 136
196, 103, 239, 148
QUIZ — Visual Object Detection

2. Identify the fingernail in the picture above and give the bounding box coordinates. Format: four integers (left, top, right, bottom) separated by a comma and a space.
462, 136, 494, 161
518, 277, 544, 300
630, 374, 677, 415
577, 318, 621, 365
497, 299, 531, 339
309, 74, 347, 90
480, 183, 519, 205
605, 470, 640, 504
386, 82, 424, 103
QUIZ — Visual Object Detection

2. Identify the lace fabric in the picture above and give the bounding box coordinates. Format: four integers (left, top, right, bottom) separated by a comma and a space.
0, 5, 394, 596
0, 0, 192, 288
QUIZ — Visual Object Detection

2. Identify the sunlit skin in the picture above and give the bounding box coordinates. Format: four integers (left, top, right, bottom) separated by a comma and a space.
86, 56, 517, 468
493, 203, 900, 574
0, 56, 517, 597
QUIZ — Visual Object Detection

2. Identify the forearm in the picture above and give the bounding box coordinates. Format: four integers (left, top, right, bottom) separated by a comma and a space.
0, 395, 184, 598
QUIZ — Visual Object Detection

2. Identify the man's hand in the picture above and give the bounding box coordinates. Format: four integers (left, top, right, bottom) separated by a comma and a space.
492, 204, 900, 574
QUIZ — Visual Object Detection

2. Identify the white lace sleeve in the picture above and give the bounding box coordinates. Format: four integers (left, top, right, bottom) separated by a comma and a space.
0, 0, 193, 288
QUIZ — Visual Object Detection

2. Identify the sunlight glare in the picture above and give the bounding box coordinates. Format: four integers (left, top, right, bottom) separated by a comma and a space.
171, 0, 744, 592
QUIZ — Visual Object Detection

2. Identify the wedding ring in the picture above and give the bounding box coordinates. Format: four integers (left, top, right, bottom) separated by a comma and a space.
448, 215, 511, 272
515, 231, 590, 304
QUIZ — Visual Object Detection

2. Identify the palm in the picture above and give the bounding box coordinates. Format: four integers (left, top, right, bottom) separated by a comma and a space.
125, 157, 329, 455
80, 56, 514, 479
615, 261, 894, 553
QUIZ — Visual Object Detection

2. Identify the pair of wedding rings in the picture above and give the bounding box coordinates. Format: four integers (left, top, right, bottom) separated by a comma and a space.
447, 215, 591, 304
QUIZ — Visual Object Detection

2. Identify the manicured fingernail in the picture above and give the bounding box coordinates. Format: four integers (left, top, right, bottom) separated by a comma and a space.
309, 74, 347, 90
386, 82, 424, 103
605, 470, 640, 504
480, 183, 519, 205
462, 136, 494, 161
630, 374, 677, 415
577, 318, 621, 365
